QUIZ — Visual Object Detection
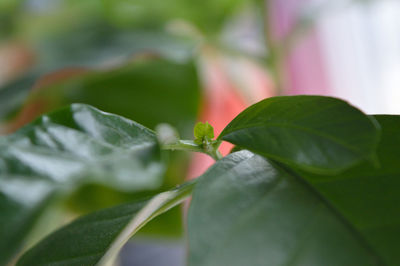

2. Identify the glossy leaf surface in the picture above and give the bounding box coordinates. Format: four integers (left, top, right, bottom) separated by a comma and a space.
297, 115, 400, 265
17, 181, 195, 266
0, 104, 165, 264
219, 96, 380, 174
189, 140, 400, 265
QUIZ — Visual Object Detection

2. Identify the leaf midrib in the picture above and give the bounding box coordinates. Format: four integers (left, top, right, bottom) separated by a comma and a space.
18, 212, 139, 266
283, 203, 326, 266
276, 162, 386, 265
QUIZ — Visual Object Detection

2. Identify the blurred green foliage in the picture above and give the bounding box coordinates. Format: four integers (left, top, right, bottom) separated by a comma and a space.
0, 0, 206, 244
26, 57, 200, 237
27, 58, 201, 135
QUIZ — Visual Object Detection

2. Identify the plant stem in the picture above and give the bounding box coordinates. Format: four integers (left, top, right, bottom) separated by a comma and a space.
210, 149, 223, 161
162, 140, 222, 161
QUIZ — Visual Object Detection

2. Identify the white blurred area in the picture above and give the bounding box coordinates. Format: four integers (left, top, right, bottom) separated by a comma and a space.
317, 0, 400, 114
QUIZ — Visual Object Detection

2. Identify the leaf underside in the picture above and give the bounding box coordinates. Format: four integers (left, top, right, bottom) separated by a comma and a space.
296, 115, 400, 264
188, 151, 380, 266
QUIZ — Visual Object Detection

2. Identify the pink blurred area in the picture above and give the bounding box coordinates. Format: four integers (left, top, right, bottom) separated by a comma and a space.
285, 34, 330, 96
270, 0, 400, 114
187, 51, 275, 179
187, 0, 328, 179
269, 0, 330, 96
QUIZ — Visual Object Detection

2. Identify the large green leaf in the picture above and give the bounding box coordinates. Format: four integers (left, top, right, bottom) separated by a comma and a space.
189, 116, 400, 265
0, 104, 165, 265
219, 95, 380, 174
295, 115, 400, 264
17, 180, 195, 266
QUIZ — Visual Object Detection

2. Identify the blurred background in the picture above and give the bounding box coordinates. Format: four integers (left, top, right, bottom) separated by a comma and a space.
0, 0, 399, 265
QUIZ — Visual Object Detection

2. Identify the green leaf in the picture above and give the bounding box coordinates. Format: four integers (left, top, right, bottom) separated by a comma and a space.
0, 104, 165, 265
219, 95, 380, 174
194, 121, 214, 144
189, 115, 400, 265
17, 180, 195, 266
188, 151, 375, 266
294, 115, 400, 264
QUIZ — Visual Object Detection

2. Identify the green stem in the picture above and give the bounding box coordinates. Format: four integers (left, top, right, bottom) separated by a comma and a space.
162, 140, 222, 161
162, 140, 203, 153
210, 149, 223, 161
